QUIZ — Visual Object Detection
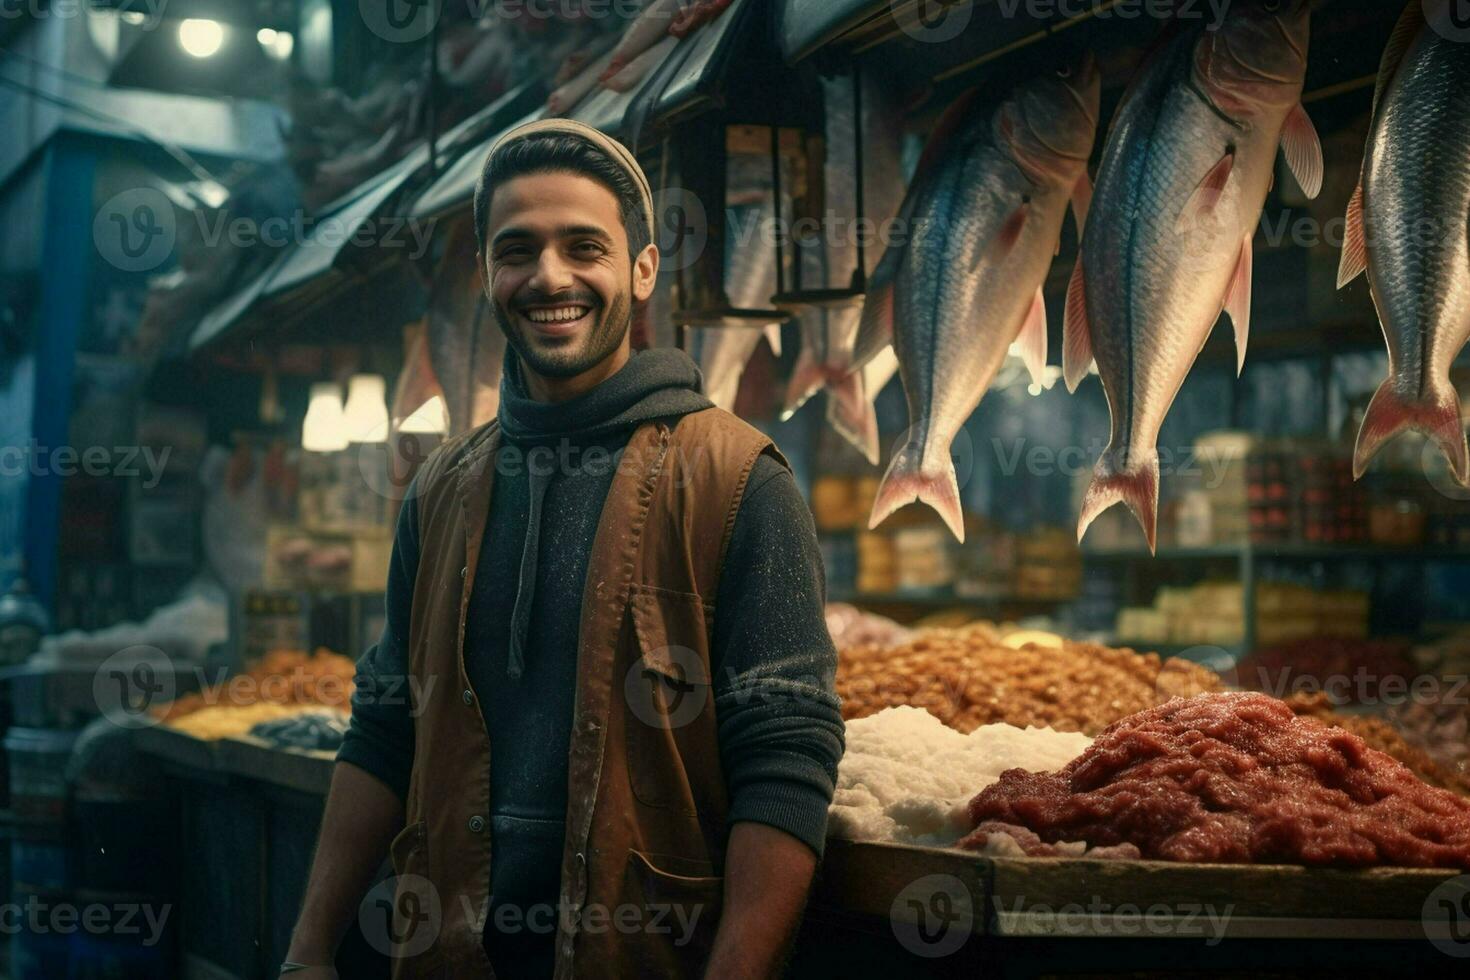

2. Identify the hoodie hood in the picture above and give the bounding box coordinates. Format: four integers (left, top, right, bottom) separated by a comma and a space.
495, 344, 715, 680
498, 346, 713, 445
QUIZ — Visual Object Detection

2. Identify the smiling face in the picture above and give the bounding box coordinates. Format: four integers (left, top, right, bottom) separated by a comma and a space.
480, 170, 657, 396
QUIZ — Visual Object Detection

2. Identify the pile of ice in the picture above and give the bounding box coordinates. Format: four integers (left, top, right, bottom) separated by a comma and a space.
36, 579, 228, 666
828, 706, 1092, 847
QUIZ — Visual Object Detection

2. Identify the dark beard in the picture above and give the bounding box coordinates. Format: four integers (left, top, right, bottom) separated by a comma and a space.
492, 287, 631, 380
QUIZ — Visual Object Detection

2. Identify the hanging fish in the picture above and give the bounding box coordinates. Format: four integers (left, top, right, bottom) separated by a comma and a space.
868, 56, 1100, 541
1337, 0, 1470, 488
782, 72, 908, 465
1066, 1, 1321, 552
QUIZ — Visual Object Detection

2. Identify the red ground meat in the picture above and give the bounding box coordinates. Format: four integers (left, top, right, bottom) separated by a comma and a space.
960, 692, 1470, 869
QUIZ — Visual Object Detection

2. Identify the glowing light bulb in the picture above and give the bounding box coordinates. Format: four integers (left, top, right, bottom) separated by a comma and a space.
179, 19, 224, 58
302, 383, 348, 452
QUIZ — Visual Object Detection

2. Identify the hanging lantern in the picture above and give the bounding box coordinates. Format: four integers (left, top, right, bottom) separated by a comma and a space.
342, 374, 390, 444
301, 382, 348, 453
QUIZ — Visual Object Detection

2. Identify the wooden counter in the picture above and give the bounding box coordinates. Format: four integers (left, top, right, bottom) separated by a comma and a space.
136, 728, 1468, 977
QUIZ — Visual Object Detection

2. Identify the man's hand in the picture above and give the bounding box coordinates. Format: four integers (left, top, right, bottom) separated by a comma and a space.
703, 821, 818, 979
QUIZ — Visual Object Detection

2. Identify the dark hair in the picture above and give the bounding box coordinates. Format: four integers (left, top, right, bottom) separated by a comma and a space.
472, 133, 652, 258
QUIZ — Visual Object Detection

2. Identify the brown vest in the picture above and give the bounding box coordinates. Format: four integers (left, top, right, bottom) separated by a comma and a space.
387, 407, 784, 979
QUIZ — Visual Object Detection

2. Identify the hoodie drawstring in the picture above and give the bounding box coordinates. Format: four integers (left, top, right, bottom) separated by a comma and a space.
507, 466, 552, 680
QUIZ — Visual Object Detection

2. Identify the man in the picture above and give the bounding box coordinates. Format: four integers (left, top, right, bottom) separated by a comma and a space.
283, 119, 844, 979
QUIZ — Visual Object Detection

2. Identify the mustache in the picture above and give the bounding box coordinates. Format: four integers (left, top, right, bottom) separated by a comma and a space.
510, 290, 600, 311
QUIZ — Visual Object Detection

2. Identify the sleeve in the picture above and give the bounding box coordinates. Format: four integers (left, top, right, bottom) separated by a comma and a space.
336, 479, 421, 802
711, 452, 846, 859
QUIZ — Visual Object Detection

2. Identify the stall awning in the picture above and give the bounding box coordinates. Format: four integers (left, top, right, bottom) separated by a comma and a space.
410, 0, 760, 221
188, 83, 541, 353
776, 0, 891, 64
409, 106, 543, 221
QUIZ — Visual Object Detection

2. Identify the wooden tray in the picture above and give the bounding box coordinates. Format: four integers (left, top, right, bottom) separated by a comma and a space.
814, 838, 1462, 941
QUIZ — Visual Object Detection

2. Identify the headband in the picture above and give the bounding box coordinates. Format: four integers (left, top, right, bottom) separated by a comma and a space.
486, 118, 656, 243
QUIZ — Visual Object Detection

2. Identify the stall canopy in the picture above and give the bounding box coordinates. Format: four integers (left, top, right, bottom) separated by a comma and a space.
775, 0, 894, 64
410, 0, 761, 222
188, 82, 542, 353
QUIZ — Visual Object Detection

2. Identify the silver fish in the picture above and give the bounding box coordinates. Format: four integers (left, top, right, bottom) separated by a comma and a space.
782, 72, 908, 465
1066, 2, 1321, 552
1337, 0, 1470, 488
869, 56, 1100, 541
690, 195, 783, 412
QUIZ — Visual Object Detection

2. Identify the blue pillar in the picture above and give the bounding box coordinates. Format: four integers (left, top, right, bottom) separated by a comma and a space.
25, 136, 94, 612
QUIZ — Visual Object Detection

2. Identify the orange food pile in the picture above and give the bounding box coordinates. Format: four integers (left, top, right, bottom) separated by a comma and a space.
155, 648, 356, 722
837, 625, 1221, 735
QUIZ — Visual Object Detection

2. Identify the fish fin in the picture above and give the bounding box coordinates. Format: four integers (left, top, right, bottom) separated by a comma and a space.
1222, 233, 1253, 377
1337, 182, 1368, 289
1077, 448, 1160, 554
825, 372, 879, 465
853, 273, 896, 368
781, 350, 824, 420
1017, 285, 1048, 389
1371, 2, 1427, 123
1176, 151, 1234, 234
1280, 104, 1323, 200
1071, 171, 1093, 236
1062, 256, 1093, 392
762, 322, 783, 358
831, 346, 896, 465
870, 437, 965, 542
914, 88, 983, 188
988, 202, 1030, 262
1353, 379, 1470, 487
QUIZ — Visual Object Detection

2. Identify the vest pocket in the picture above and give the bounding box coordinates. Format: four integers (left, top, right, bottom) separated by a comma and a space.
625, 585, 716, 814
620, 849, 723, 975
384, 820, 446, 976
389, 818, 428, 873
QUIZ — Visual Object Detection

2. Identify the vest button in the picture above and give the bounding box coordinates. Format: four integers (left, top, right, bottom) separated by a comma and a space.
468, 815, 486, 833
462, 689, 474, 706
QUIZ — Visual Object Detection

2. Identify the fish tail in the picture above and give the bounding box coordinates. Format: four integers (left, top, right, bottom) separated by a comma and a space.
869, 436, 965, 542
1353, 379, 1470, 487
1077, 447, 1160, 553
780, 352, 826, 420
